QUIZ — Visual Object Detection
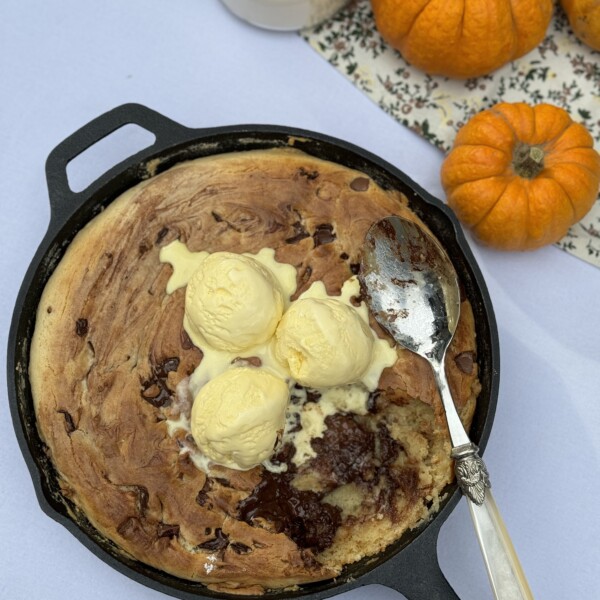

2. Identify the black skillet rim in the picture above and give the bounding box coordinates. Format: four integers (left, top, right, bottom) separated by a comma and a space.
7, 104, 500, 600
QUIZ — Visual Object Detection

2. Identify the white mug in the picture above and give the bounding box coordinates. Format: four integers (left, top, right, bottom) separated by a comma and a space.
220, 0, 349, 31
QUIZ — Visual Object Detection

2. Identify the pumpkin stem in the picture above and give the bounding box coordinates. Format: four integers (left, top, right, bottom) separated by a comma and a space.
513, 143, 545, 179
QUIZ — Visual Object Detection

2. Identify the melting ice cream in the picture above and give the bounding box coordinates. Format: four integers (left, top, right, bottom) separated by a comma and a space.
160, 240, 397, 471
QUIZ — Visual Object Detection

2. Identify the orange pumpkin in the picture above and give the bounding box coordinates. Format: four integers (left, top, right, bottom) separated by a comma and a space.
441, 103, 600, 250
561, 0, 600, 50
371, 0, 554, 79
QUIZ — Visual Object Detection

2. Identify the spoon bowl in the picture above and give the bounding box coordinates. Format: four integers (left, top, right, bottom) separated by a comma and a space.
360, 216, 460, 364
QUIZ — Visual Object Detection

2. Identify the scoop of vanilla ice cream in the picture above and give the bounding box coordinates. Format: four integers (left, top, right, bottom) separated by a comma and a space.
185, 252, 284, 352
274, 297, 374, 388
190, 367, 289, 470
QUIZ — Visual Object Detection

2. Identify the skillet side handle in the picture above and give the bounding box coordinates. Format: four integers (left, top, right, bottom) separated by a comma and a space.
45, 103, 191, 215
365, 519, 460, 600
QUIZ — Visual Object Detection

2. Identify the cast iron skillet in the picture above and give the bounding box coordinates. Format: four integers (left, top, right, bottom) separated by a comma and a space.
8, 104, 499, 600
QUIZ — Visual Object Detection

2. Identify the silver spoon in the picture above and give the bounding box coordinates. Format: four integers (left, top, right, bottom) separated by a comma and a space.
359, 215, 533, 600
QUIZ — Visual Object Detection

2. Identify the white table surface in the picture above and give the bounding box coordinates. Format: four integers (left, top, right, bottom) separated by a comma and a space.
1, 2, 599, 599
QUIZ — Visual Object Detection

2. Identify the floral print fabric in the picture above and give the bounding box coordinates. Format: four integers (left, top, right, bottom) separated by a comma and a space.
302, 0, 600, 266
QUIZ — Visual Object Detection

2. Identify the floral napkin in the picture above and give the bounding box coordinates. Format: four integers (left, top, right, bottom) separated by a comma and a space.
301, 0, 600, 267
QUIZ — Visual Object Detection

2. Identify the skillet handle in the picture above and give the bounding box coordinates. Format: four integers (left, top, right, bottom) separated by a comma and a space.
364, 516, 460, 600
45, 103, 191, 216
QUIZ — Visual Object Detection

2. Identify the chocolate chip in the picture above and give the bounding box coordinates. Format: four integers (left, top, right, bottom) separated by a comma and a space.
58, 410, 76, 434
367, 390, 381, 414
305, 389, 321, 403
139, 357, 179, 406
285, 232, 311, 244
313, 224, 336, 247
287, 413, 302, 434
350, 177, 370, 191
141, 383, 162, 399
141, 357, 179, 408
153, 357, 180, 379
271, 442, 296, 467
196, 479, 212, 507
285, 221, 310, 244
214, 477, 233, 488
157, 523, 180, 538
155, 227, 169, 244
455, 351, 475, 375
197, 528, 229, 551
230, 542, 252, 555
298, 167, 319, 180
75, 318, 88, 337
140, 380, 171, 408
46, 306, 52, 314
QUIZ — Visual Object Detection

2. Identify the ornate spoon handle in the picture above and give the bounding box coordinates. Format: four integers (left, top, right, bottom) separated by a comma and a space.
467, 489, 534, 600
432, 362, 534, 600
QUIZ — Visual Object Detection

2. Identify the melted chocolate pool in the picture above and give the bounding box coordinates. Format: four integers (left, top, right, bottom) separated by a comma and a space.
238, 455, 341, 553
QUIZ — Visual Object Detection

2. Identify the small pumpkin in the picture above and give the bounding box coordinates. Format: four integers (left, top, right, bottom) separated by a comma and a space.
441, 102, 600, 250
371, 0, 554, 79
561, 0, 600, 50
